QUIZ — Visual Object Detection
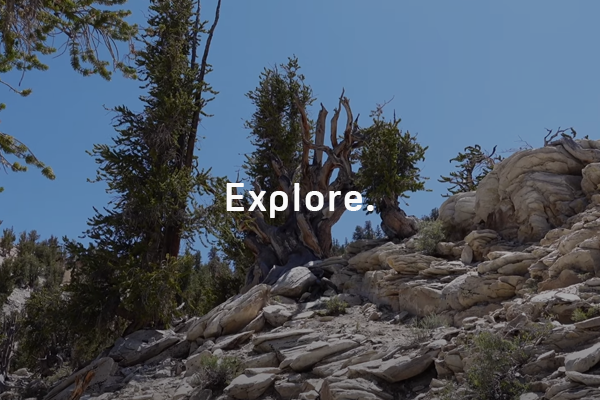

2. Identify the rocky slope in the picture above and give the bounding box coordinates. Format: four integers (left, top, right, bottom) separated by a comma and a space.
5, 137, 600, 400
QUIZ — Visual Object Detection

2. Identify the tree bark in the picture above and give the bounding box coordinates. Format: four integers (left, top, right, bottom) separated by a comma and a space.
165, 0, 222, 261
379, 197, 418, 240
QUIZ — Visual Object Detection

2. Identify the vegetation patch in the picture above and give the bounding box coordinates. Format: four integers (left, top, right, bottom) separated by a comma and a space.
415, 220, 447, 255
189, 355, 242, 390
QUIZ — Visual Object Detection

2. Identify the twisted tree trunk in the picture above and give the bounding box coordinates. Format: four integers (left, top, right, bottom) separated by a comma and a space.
379, 196, 418, 240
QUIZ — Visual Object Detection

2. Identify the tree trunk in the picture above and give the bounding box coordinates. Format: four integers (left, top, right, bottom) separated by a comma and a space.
379, 197, 418, 240
165, 0, 222, 261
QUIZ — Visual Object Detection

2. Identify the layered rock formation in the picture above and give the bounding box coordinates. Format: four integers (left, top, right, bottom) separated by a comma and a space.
5, 138, 600, 400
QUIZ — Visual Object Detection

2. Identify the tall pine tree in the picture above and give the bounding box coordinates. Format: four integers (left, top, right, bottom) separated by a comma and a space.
64, 0, 222, 341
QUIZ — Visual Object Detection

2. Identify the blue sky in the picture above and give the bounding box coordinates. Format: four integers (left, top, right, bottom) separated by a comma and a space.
2, 1, 600, 254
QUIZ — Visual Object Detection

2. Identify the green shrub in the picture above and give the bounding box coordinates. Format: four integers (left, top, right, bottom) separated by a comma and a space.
415, 220, 446, 255
325, 297, 348, 316
189, 355, 242, 390
465, 331, 530, 400
572, 306, 600, 322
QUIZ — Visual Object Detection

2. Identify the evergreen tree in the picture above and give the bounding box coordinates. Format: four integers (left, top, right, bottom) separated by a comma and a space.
0, 0, 138, 192
352, 221, 385, 241
244, 56, 315, 200
205, 57, 314, 275
356, 106, 429, 239
438, 145, 502, 196
64, 0, 222, 345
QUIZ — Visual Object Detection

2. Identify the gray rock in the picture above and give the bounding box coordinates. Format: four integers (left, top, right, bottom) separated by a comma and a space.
223, 373, 275, 400
271, 267, 317, 298
564, 342, 600, 373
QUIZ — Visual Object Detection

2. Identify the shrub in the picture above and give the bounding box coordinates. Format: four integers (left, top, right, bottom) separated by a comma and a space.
572, 306, 600, 322
415, 313, 448, 330
190, 355, 241, 390
325, 297, 348, 316
465, 331, 530, 400
415, 220, 446, 255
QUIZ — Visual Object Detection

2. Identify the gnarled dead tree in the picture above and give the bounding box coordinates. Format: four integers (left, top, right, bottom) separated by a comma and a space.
233, 91, 363, 289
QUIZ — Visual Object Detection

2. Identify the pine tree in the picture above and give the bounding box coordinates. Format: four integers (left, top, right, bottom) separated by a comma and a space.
356, 106, 429, 239
438, 145, 502, 196
64, 0, 222, 341
0, 0, 138, 192
244, 56, 315, 202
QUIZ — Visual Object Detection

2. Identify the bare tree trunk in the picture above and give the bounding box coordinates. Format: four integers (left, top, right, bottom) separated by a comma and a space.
165, 0, 222, 260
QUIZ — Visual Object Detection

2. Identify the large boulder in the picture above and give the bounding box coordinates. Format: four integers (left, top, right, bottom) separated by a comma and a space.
439, 191, 476, 238
224, 373, 276, 400
441, 272, 515, 310
108, 330, 181, 367
474, 139, 600, 242
186, 284, 269, 341
271, 267, 317, 298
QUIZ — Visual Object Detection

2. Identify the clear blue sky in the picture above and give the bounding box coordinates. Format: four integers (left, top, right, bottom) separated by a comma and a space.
2, 1, 600, 254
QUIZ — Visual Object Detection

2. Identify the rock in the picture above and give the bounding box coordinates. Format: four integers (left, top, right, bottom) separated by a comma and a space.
12, 368, 30, 377
474, 142, 591, 242
550, 247, 600, 278
321, 378, 393, 400
441, 272, 515, 311
172, 382, 194, 400
566, 370, 600, 386
345, 239, 390, 258
348, 242, 401, 273
421, 261, 468, 277
438, 192, 476, 238
477, 252, 538, 275
243, 352, 280, 369
108, 330, 181, 367
348, 350, 439, 383
213, 331, 254, 350
185, 350, 213, 377
336, 293, 362, 306
43, 357, 114, 400
271, 267, 318, 298
386, 253, 443, 275
189, 389, 212, 400
280, 340, 360, 371
252, 329, 316, 353
186, 284, 269, 341
582, 163, 600, 197
299, 390, 320, 400
575, 316, 600, 330
397, 284, 447, 316
274, 380, 304, 400
519, 394, 540, 400
144, 338, 191, 365
461, 244, 474, 264
465, 230, 501, 261
223, 373, 275, 400
241, 313, 265, 333
564, 342, 600, 373
263, 305, 293, 327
